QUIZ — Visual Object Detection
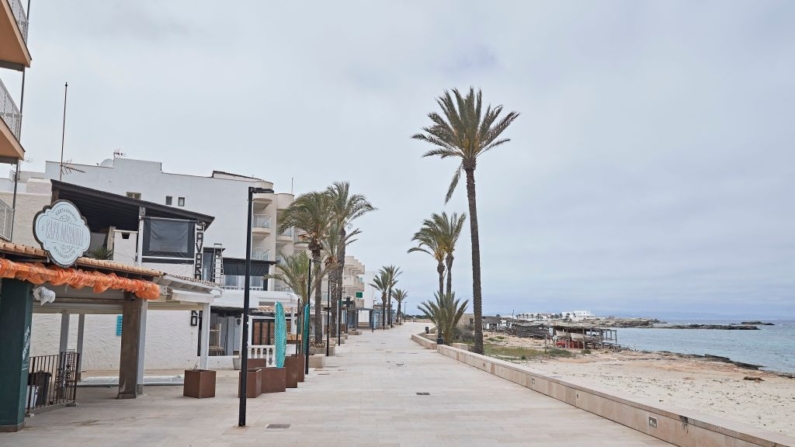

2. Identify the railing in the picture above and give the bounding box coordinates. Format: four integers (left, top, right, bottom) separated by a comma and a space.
252, 248, 270, 261
0, 197, 13, 241
8, 0, 28, 41
278, 228, 293, 238
253, 214, 271, 229
248, 345, 276, 366
0, 78, 22, 141
26, 353, 79, 413
274, 284, 292, 292
221, 275, 264, 291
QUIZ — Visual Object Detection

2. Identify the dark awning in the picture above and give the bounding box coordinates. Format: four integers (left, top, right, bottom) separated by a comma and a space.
51, 180, 215, 232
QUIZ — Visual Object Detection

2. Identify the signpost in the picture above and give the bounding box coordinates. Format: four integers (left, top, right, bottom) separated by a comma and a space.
33, 200, 90, 268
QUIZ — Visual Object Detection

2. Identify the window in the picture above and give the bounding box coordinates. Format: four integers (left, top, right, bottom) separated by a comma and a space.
126, 192, 141, 200
142, 218, 195, 263
178, 197, 185, 207
165, 196, 173, 205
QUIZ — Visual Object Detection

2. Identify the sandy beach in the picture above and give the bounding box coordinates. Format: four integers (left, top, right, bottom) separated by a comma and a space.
482, 333, 795, 437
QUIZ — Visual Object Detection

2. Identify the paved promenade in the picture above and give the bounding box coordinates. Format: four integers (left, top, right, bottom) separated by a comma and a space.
1, 323, 669, 446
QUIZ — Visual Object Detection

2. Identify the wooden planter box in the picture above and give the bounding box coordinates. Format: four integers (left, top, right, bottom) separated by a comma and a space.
238, 368, 262, 398
261, 367, 287, 393
284, 356, 304, 387
248, 358, 269, 369
183, 369, 216, 398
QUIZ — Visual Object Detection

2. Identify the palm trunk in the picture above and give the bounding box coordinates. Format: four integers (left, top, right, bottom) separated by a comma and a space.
445, 254, 454, 297
333, 227, 347, 339
436, 262, 445, 298
312, 250, 323, 345
328, 268, 337, 338
464, 167, 484, 355
381, 294, 387, 329
387, 286, 393, 327
396, 300, 401, 324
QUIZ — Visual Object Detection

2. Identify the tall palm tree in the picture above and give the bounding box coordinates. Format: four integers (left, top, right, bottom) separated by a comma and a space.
408, 230, 446, 298
279, 191, 333, 344
392, 289, 407, 324
383, 265, 401, 327
326, 182, 375, 336
322, 221, 361, 336
369, 270, 389, 329
418, 291, 469, 345
412, 87, 519, 354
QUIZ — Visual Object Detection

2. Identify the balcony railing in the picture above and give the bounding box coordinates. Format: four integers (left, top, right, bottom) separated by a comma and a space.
8, 0, 28, 41
0, 197, 13, 241
252, 248, 270, 261
274, 284, 292, 292
0, 78, 22, 142
252, 214, 271, 229
221, 274, 264, 291
278, 228, 293, 238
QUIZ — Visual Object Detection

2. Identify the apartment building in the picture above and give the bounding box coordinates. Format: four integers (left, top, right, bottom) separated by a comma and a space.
0, 0, 31, 240
38, 156, 298, 291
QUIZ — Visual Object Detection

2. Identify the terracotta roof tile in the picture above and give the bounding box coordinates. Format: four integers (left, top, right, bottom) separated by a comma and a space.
0, 241, 162, 277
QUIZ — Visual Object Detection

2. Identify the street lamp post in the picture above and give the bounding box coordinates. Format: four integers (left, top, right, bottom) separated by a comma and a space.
305, 259, 312, 375
326, 275, 331, 356
238, 186, 273, 427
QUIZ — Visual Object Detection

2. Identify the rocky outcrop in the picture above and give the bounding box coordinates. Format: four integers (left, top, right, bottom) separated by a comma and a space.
741, 321, 774, 325
659, 324, 760, 330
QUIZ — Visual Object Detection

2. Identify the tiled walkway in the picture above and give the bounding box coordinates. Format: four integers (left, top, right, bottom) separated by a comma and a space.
1, 323, 669, 446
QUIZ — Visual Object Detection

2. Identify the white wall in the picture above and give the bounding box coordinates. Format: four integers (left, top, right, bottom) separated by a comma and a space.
0, 179, 52, 247
31, 311, 202, 371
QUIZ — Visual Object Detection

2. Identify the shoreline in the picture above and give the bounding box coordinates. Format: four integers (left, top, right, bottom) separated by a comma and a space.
479, 332, 795, 437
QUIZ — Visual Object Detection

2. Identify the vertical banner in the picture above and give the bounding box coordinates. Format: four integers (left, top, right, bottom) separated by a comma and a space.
275, 303, 286, 368
194, 223, 205, 279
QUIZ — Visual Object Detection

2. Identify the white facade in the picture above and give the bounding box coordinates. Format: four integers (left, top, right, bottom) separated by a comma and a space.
40, 157, 297, 267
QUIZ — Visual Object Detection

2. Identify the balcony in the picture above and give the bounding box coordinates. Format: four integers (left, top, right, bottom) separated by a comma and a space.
277, 227, 294, 243
0, 77, 23, 162
251, 214, 271, 236
0, 0, 31, 69
221, 274, 264, 291
252, 248, 270, 261
0, 196, 12, 241
252, 191, 273, 205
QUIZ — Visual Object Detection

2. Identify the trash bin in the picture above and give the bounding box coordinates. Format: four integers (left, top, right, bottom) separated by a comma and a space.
425, 326, 429, 334
28, 371, 51, 407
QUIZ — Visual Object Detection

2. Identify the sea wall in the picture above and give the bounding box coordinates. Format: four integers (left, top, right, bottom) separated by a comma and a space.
412, 335, 794, 447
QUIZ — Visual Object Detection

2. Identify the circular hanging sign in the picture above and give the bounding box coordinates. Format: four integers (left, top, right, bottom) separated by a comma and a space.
33, 200, 91, 268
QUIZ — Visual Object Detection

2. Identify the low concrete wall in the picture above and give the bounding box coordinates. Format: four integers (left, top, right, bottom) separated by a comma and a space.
410, 334, 437, 350
412, 338, 794, 447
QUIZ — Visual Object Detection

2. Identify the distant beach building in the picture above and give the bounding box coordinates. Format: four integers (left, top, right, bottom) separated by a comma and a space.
516, 310, 596, 322
562, 310, 596, 321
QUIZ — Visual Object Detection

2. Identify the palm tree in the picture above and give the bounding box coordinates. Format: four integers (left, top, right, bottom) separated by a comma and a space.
383, 265, 401, 327
279, 191, 333, 344
322, 221, 361, 336
418, 291, 469, 345
413, 87, 519, 354
326, 182, 375, 336
426, 212, 466, 297
369, 270, 389, 329
264, 251, 313, 305
408, 229, 446, 298
392, 288, 407, 324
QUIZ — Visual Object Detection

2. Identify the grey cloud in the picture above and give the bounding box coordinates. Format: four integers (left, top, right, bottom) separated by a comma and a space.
14, 0, 795, 319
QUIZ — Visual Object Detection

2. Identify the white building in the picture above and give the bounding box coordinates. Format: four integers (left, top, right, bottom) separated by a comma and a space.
41, 156, 298, 289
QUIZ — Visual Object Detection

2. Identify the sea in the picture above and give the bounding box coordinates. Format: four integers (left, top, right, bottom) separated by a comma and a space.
613, 320, 795, 374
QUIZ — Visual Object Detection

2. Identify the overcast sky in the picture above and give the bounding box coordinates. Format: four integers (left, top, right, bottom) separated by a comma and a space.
7, 1, 794, 318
